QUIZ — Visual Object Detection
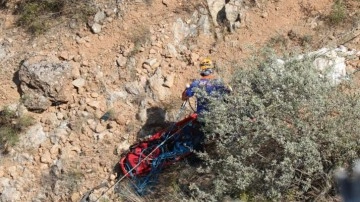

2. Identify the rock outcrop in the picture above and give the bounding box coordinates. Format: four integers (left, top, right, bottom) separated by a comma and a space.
207, 0, 245, 32
19, 57, 73, 112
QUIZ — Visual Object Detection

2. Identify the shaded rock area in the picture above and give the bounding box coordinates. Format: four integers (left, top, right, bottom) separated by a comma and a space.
207, 0, 245, 32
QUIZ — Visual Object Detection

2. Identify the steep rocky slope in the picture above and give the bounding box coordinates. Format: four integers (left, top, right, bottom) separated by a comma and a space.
0, 0, 359, 201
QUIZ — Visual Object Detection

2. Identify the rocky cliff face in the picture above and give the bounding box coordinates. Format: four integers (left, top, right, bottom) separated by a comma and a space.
0, 0, 359, 201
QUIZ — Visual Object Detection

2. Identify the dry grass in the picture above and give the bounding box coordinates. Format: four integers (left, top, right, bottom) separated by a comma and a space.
0, 106, 35, 151
14, 0, 96, 35
328, 0, 346, 24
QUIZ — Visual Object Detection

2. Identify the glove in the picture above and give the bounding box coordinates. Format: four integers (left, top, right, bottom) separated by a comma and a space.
186, 83, 190, 88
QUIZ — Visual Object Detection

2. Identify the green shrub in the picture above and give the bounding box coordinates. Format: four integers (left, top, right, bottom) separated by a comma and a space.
328, 0, 346, 24
14, 0, 95, 35
0, 126, 18, 146
193, 51, 360, 201
63, 170, 84, 192
0, 107, 35, 149
127, 25, 150, 56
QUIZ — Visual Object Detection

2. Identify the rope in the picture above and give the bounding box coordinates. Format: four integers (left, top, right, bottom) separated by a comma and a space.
93, 100, 189, 202
96, 113, 191, 201
189, 99, 197, 113
130, 120, 196, 194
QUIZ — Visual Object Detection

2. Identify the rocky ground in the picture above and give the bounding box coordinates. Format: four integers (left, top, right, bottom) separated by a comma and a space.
0, 0, 360, 201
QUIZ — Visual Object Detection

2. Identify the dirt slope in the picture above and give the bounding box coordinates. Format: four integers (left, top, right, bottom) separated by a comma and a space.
0, 0, 359, 201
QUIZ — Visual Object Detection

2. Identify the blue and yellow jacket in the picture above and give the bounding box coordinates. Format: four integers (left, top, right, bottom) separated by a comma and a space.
183, 75, 230, 114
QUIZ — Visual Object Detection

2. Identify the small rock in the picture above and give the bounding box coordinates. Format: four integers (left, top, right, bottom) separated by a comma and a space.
90, 92, 99, 98
117, 141, 130, 154
328, 34, 336, 40
110, 174, 116, 180
124, 82, 142, 95
152, 62, 160, 68
116, 55, 127, 67
87, 120, 97, 132
97, 131, 112, 140
144, 58, 157, 67
234, 21, 242, 29
56, 112, 64, 120
73, 54, 82, 62
309, 20, 318, 29
71, 192, 81, 202
261, 12, 268, 18
87, 101, 100, 109
142, 63, 151, 70
115, 114, 127, 125
95, 109, 103, 119
104, 9, 114, 17
72, 78, 86, 88
50, 145, 60, 158
91, 23, 102, 34
58, 51, 69, 60
75, 36, 86, 44
111, 90, 128, 100
162, 0, 169, 6
40, 149, 53, 164
71, 63, 81, 78
150, 35, 157, 42
94, 11, 106, 23
69, 19, 78, 29
149, 49, 157, 54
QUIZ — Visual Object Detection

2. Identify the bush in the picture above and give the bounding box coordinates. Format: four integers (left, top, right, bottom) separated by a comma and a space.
328, 0, 346, 24
14, 0, 96, 35
0, 106, 35, 149
194, 51, 360, 201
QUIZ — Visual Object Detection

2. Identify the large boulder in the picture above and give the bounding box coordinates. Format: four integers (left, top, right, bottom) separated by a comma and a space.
197, 8, 212, 35
173, 18, 191, 45
19, 57, 73, 112
207, 0, 226, 26
207, 0, 244, 32
225, 0, 244, 32
148, 68, 171, 102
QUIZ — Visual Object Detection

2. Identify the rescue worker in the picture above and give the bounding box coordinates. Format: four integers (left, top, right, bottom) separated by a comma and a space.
182, 58, 231, 115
